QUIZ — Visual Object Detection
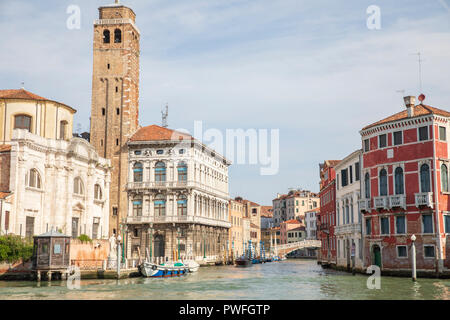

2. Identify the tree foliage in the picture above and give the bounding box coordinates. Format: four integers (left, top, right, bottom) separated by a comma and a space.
0, 235, 34, 263
77, 234, 92, 243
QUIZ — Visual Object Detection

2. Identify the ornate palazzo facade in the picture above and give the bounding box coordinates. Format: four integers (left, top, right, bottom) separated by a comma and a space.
124, 125, 231, 264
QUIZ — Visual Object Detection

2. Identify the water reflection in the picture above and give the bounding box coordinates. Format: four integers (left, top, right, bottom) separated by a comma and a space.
0, 260, 448, 300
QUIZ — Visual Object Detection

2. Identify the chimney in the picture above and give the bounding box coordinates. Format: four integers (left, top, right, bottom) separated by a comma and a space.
403, 96, 415, 117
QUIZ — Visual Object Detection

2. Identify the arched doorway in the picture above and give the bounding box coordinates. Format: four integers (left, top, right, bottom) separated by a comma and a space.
372, 244, 381, 268
154, 234, 165, 258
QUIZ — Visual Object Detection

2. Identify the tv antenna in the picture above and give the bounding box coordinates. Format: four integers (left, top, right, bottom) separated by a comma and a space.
410, 52, 424, 92
161, 103, 168, 128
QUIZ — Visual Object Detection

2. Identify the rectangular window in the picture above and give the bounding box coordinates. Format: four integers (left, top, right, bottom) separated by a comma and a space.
364, 139, 370, 152
341, 169, 348, 187
116, 108, 120, 115
366, 218, 371, 235
92, 222, 99, 239
422, 214, 433, 234
4, 211, 9, 231
424, 245, 435, 258
72, 218, 79, 238
396, 216, 406, 234
25, 216, 34, 238
355, 162, 360, 181
419, 126, 428, 141
102, 108, 106, 116
397, 245, 407, 258
379, 134, 387, 148
393, 131, 403, 145
112, 207, 118, 216
380, 217, 389, 235
439, 126, 446, 141
349, 165, 353, 184
445, 215, 450, 233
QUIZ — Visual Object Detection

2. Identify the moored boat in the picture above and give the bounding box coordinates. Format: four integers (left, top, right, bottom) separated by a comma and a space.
235, 256, 252, 267
183, 260, 200, 272
139, 262, 189, 278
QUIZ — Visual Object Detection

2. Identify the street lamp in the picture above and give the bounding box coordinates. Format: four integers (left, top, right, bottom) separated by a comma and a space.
411, 234, 417, 282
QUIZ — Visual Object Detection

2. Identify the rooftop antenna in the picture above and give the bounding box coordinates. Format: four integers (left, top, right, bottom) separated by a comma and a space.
161, 103, 168, 128
410, 52, 424, 92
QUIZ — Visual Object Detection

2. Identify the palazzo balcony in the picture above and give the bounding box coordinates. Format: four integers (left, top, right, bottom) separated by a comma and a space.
335, 223, 361, 235
373, 196, 389, 210
388, 194, 406, 210
358, 199, 371, 212
125, 214, 231, 229
415, 192, 434, 209
126, 180, 229, 198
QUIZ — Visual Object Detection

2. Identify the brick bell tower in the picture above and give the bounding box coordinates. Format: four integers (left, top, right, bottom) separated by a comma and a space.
90, 0, 140, 237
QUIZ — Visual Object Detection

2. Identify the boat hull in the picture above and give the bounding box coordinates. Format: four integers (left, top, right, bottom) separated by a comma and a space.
235, 258, 252, 267
139, 262, 189, 278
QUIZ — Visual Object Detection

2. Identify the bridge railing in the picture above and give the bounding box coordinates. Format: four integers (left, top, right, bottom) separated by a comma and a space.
274, 240, 321, 252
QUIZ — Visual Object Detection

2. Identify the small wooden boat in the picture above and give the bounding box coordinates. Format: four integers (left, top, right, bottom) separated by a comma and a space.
235, 256, 252, 267
139, 262, 189, 278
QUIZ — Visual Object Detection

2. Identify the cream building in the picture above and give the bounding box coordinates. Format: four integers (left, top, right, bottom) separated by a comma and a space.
272, 189, 320, 226
335, 149, 363, 271
0, 89, 111, 239
125, 125, 231, 264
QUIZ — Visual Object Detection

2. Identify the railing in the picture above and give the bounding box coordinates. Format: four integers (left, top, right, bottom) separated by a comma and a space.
335, 223, 361, 235
71, 259, 104, 270
126, 180, 229, 198
93, 18, 140, 33
389, 194, 406, 209
415, 192, 434, 209
374, 196, 389, 209
275, 240, 321, 251
126, 215, 231, 228
359, 199, 370, 212
318, 223, 329, 231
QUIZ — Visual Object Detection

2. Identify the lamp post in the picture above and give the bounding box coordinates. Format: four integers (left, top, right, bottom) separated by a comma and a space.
116, 234, 122, 279
411, 234, 417, 282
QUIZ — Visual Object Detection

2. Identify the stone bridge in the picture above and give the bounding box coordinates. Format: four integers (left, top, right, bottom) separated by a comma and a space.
270, 240, 321, 257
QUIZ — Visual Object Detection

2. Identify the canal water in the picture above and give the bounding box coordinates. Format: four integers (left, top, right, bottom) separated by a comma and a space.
0, 259, 448, 300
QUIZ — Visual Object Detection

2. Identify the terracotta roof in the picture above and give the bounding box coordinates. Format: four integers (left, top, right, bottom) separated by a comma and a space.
0, 89, 76, 113
284, 219, 301, 224
260, 206, 273, 217
0, 144, 11, 152
362, 104, 450, 130
305, 208, 320, 213
325, 160, 341, 167
130, 124, 194, 142
0, 192, 11, 200
288, 226, 305, 232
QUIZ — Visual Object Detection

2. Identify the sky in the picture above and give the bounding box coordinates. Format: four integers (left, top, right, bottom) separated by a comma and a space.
0, 0, 449, 205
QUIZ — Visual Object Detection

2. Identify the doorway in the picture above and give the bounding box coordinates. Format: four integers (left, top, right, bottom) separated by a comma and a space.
154, 234, 165, 258
372, 244, 382, 268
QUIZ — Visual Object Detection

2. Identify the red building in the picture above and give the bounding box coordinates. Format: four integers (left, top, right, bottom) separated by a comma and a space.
359, 95, 450, 276
317, 160, 340, 266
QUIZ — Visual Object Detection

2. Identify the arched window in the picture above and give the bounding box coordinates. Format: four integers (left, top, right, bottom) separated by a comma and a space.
133, 162, 143, 182
94, 184, 102, 200
394, 167, 404, 195
27, 169, 41, 189
365, 173, 370, 199
73, 177, 84, 195
133, 196, 142, 216
177, 162, 187, 182
420, 164, 431, 193
60, 120, 68, 140
154, 194, 166, 216
114, 29, 122, 43
379, 169, 387, 196
14, 114, 31, 132
441, 164, 448, 192
103, 30, 110, 43
155, 162, 166, 183
177, 195, 187, 216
